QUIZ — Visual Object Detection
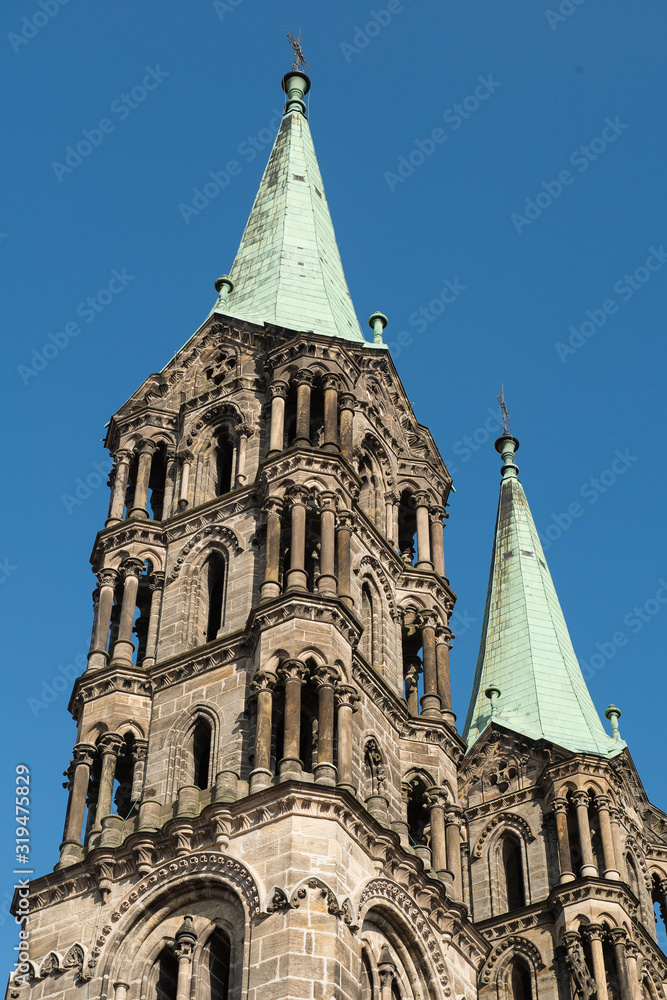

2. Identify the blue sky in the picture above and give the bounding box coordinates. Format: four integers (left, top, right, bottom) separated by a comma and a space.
2, 0, 666, 965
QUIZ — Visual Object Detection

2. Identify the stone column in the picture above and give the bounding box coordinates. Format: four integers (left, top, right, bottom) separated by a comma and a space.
106, 450, 132, 526
573, 789, 598, 876
113, 983, 130, 1000
87, 568, 119, 671
322, 374, 340, 452
429, 505, 447, 577
294, 369, 314, 447
595, 795, 620, 880
260, 496, 283, 601
336, 685, 359, 795
142, 572, 164, 668
268, 380, 289, 455
130, 739, 148, 803
336, 510, 354, 608
581, 926, 607, 1000
234, 423, 253, 487
317, 492, 337, 595
435, 625, 455, 725
552, 797, 575, 883
426, 787, 449, 876
339, 392, 355, 460
413, 492, 433, 570
609, 928, 633, 1000
313, 666, 338, 786
129, 439, 157, 519
93, 733, 125, 830
446, 806, 463, 899
609, 806, 626, 879
249, 671, 277, 793
278, 660, 308, 781
161, 449, 178, 519
174, 916, 197, 1000
177, 449, 194, 510
110, 558, 144, 666
420, 613, 441, 718
58, 743, 96, 867
403, 655, 422, 716
285, 488, 309, 592
625, 941, 643, 1000
385, 491, 398, 546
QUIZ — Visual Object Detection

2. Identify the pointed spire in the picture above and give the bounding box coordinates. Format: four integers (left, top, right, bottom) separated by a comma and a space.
215, 69, 366, 343
463, 431, 625, 758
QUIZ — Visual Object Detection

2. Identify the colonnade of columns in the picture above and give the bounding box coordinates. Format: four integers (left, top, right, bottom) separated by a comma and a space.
267, 372, 342, 456
402, 611, 454, 726
57, 734, 148, 868
552, 791, 621, 883
563, 925, 639, 1000
393, 783, 463, 899
248, 660, 359, 795
87, 560, 165, 672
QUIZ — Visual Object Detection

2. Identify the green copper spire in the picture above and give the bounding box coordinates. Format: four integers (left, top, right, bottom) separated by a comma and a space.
463, 432, 625, 758
215, 70, 366, 343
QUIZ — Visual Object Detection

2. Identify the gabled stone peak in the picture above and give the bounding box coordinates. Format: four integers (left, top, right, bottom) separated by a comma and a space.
463, 434, 624, 759
213, 71, 366, 343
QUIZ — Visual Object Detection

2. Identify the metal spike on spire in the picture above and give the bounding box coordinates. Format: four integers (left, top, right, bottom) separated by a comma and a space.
286, 28, 310, 71
497, 384, 511, 433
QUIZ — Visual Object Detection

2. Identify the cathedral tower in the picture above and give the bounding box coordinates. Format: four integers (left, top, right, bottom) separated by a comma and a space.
7, 65, 667, 1000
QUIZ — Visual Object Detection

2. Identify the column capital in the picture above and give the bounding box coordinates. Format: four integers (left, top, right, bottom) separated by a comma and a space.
413, 490, 431, 508
250, 670, 278, 694
421, 609, 438, 630
572, 789, 591, 808
286, 485, 311, 508
72, 742, 97, 768
339, 391, 356, 410
658, 877, 667, 895
121, 557, 145, 580
278, 659, 309, 684
608, 927, 628, 946
317, 490, 338, 512
313, 664, 340, 690
137, 437, 159, 456
177, 449, 194, 464
98, 567, 120, 589
336, 683, 360, 710
563, 930, 582, 949
262, 494, 284, 517
173, 915, 198, 960
385, 490, 400, 505
425, 786, 449, 810
429, 504, 448, 523
581, 923, 605, 943
293, 368, 315, 387
98, 732, 125, 756
624, 940, 640, 960
552, 796, 570, 815
268, 379, 289, 399
445, 803, 464, 824
609, 805, 622, 823
322, 372, 342, 391
113, 449, 133, 466
594, 794, 612, 811
435, 623, 453, 643
148, 571, 165, 591
336, 509, 355, 531
234, 422, 255, 441
131, 739, 149, 764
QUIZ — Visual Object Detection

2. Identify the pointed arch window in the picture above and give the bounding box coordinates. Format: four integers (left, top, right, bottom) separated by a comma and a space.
361, 583, 374, 665
154, 947, 179, 1000
510, 960, 532, 1000
204, 929, 231, 1000
192, 719, 212, 790
406, 777, 429, 848
205, 555, 226, 643
361, 950, 375, 1000
502, 835, 526, 911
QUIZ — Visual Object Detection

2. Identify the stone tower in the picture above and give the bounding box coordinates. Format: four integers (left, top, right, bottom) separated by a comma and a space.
460, 433, 667, 1000
7, 66, 667, 1000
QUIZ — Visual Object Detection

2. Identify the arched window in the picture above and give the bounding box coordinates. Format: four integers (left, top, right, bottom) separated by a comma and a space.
299, 659, 320, 773
148, 446, 168, 519
566, 793, 583, 878
361, 584, 374, 665
588, 792, 605, 874
406, 777, 429, 847
213, 430, 234, 497
510, 960, 532, 1000
192, 719, 212, 790
205, 929, 231, 1000
502, 836, 526, 911
651, 874, 667, 948
205, 555, 225, 642
154, 947, 178, 1000
397, 489, 417, 565
112, 733, 136, 819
